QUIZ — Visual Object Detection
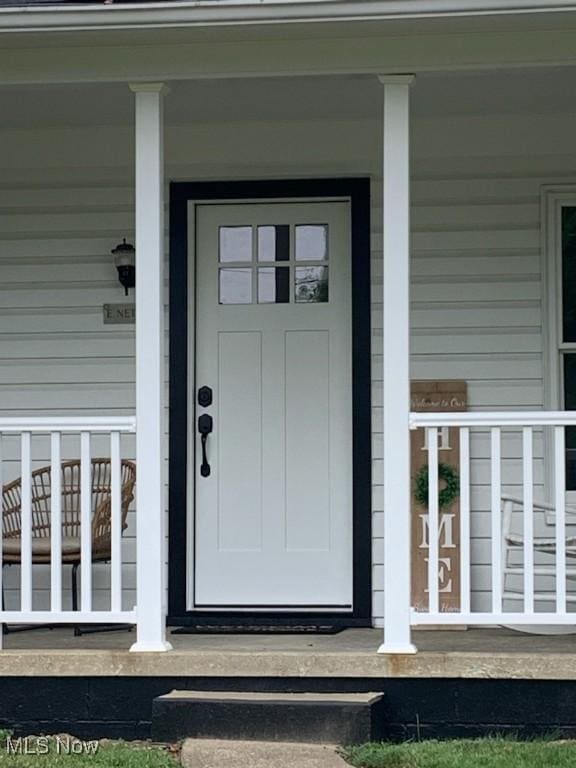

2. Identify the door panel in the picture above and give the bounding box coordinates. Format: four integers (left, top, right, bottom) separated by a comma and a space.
285, 330, 330, 551
193, 201, 352, 607
217, 331, 263, 552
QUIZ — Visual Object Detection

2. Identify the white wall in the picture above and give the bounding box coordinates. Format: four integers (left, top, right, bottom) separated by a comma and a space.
0, 108, 573, 621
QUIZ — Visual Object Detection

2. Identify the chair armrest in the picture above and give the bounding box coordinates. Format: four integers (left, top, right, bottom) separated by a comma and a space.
501, 494, 576, 526
545, 510, 576, 525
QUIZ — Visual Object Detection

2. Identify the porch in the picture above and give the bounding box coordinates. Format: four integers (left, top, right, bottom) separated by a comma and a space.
2, 626, 576, 680
1, 64, 576, 655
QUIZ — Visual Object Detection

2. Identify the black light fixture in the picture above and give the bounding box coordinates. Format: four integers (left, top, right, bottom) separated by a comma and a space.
112, 238, 136, 296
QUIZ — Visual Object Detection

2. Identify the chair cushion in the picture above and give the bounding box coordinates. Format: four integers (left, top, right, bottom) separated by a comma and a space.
3, 536, 81, 563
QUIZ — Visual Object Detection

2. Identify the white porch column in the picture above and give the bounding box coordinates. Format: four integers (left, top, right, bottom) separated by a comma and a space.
129, 83, 172, 652
377, 75, 417, 655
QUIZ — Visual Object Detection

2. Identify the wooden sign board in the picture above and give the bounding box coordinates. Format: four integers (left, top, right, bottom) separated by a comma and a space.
411, 381, 467, 613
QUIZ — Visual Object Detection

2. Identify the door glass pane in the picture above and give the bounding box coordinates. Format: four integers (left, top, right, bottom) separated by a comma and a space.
295, 266, 329, 303
219, 226, 252, 263
564, 354, 576, 490
258, 267, 289, 304
219, 268, 252, 304
562, 208, 576, 342
258, 225, 290, 262
295, 225, 328, 262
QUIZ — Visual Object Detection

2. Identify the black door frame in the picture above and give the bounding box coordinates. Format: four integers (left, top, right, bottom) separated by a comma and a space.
168, 178, 372, 626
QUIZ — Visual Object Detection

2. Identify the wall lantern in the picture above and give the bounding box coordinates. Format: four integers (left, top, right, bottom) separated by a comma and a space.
112, 238, 136, 296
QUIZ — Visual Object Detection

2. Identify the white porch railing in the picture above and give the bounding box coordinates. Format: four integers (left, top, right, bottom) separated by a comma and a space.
409, 411, 576, 629
0, 416, 136, 646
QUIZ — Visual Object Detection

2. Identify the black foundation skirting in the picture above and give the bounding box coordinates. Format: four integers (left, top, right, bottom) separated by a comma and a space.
2, 678, 576, 741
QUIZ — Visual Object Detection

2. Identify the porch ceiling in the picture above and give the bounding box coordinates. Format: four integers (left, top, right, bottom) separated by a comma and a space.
1, 67, 576, 130
2, 9, 576, 85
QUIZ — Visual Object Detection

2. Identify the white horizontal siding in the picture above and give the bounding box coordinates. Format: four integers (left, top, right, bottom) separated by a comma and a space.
0, 110, 572, 625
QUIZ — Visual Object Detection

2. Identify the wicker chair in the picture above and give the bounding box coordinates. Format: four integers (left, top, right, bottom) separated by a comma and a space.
2, 458, 136, 631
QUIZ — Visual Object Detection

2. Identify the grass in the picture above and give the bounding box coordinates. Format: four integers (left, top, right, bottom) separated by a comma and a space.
343, 737, 576, 768
0, 733, 178, 767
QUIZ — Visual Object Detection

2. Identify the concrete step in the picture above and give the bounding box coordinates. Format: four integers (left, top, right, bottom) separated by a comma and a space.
151, 690, 385, 745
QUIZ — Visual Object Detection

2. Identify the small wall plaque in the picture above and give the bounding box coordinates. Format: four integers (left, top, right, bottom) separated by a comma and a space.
103, 303, 135, 325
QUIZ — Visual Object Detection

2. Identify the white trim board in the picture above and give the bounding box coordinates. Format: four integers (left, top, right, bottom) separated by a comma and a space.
2, 0, 576, 33
542, 185, 576, 498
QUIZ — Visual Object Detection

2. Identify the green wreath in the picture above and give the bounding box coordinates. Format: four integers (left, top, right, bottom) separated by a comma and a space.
414, 462, 460, 510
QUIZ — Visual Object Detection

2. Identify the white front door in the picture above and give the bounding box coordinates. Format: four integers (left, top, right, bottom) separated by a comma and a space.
192, 201, 353, 608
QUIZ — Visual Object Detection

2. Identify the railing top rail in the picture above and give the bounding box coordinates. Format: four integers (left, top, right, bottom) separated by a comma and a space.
410, 411, 576, 428
0, 416, 136, 433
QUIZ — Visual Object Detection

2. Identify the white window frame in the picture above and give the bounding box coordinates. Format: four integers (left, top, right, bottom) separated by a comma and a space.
543, 185, 576, 500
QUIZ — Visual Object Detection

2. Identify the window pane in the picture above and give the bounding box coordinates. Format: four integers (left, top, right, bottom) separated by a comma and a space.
295, 266, 329, 303
565, 354, 576, 490
219, 226, 252, 263
295, 225, 328, 262
258, 267, 290, 304
562, 208, 576, 342
258, 225, 289, 262
219, 268, 252, 304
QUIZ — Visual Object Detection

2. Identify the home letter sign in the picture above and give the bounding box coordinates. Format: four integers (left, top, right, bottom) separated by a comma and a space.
410, 380, 467, 613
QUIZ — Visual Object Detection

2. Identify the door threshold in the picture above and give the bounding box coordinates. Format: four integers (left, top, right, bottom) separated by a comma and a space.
167, 615, 371, 630
171, 623, 346, 635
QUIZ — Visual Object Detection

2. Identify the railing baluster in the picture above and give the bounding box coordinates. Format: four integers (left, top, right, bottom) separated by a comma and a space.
80, 431, 92, 612
0, 418, 135, 637
491, 427, 502, 614
428, 427, 439, 615
522, 427, 534, 615
110, 432, 122, 613
408, 412, 576, 630
555, 426, 567, 615
460, 427, 471, 614
5, 408, 576, 636
20, 432, 32, 613
50, 432, 62, 613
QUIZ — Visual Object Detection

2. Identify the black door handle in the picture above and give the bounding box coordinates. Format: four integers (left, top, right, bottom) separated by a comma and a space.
198, 414, 213, 477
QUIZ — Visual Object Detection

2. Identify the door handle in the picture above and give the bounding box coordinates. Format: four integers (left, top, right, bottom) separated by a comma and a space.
198, 414, 213, 477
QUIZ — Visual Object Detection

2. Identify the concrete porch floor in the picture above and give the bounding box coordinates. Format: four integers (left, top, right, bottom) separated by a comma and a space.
1, 627, 576, 680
